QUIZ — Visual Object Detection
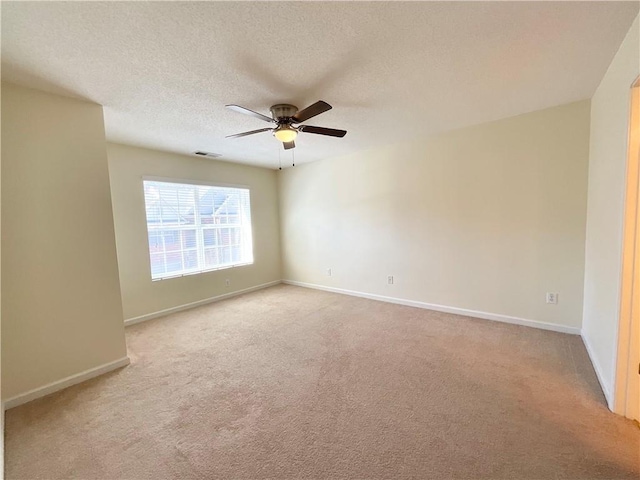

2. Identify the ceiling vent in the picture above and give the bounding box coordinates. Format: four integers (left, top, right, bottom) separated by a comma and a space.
193, 151, 222, 158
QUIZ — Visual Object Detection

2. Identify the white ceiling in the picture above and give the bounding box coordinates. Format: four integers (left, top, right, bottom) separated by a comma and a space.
2, 1, 638, 169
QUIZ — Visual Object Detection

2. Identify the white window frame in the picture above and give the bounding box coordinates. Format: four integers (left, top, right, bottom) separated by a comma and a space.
142, 177, 254, 281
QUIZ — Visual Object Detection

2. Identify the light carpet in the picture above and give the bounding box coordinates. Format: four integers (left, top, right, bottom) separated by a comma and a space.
5, 284, 640, 479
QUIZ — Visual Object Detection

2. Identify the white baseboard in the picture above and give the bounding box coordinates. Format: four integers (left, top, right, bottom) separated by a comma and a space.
1, 401, 4, 480
580, 333, 613, 409
124, 280, 282, 327
3, 356, 131, 410
283, 280, 581, 335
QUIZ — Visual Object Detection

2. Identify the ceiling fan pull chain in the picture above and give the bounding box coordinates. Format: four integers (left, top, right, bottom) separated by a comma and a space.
292, 149, 295, 167
279, 147, 282, 170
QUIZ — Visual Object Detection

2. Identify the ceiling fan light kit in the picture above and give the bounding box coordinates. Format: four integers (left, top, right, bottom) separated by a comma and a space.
225, 100, 347, 151
273, 124, 298, 143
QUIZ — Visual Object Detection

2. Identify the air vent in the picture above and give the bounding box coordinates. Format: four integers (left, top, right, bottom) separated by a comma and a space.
193, 151, 222, 158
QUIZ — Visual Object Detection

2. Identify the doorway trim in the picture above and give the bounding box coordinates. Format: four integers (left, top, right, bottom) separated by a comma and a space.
613, 77, 640, 421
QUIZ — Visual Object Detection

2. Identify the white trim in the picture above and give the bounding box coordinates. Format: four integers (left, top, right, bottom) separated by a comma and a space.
283, 280, 582, 335
1, 401, 4, 480
142, 175, 250, 190
581, 333, 614, 410
124, 280, 282, 326
150, 260, 253, 282
3, 357, 130, 410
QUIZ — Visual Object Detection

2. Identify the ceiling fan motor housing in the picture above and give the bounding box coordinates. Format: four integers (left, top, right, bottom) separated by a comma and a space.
270, 104, 298, 122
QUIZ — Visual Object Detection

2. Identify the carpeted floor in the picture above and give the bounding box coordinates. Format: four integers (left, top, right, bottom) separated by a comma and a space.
5, 285, 640, 479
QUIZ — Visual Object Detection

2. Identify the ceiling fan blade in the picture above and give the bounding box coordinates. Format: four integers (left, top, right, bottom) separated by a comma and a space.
225, 104, 274, 123
299, 125, 347, 138
283, 140, 295, 150
292, 100, 332, 123
226, 127, 273, 139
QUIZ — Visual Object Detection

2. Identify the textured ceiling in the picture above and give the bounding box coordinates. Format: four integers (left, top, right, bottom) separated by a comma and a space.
2, 1, 638, 169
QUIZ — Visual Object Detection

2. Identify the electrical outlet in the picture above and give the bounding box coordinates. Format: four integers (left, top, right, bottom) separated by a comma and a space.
225, 279, 231, 287
546, 292, 558, 304
327, 268, 332, 277
387, 275, 394, 285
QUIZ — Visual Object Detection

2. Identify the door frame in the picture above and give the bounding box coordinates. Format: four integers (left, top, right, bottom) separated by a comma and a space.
614, 77, 640, 421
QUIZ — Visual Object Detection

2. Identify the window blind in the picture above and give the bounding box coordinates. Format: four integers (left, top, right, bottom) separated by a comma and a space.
143, 180, 254, 280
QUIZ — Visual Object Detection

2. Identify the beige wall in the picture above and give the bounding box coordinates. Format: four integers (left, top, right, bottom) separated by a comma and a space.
107, 143, 281, 320
279, 100, 591, 329
1, 83, 127, 400
582, 14, 640, 405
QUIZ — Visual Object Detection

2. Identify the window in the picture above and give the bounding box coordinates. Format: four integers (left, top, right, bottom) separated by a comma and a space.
143, 179, 253, 280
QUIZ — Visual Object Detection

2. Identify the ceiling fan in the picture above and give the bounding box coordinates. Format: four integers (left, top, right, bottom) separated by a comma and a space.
225, 100, 347, 150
